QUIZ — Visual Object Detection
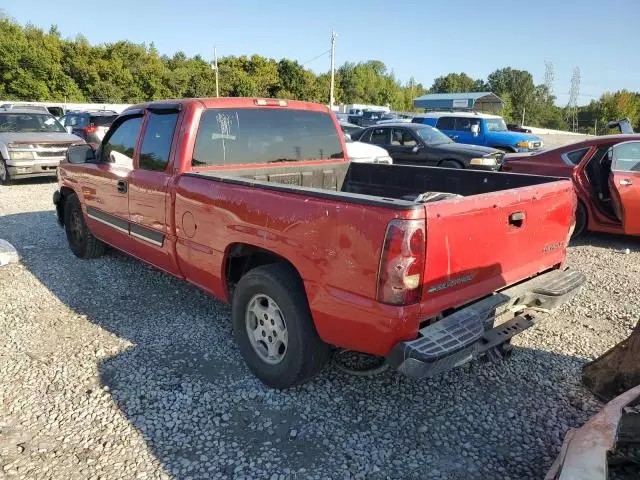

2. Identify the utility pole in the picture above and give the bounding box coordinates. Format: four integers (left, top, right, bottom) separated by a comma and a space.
329, 31, 337, 110
521, 107, 525, 126
212, 47, 219, 98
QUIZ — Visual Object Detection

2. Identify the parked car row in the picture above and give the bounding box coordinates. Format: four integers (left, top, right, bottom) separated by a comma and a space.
0, 105, 118, 185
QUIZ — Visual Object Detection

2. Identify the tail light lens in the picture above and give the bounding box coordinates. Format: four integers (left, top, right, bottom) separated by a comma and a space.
377, 219, 425, 305
84, 125, 97, 134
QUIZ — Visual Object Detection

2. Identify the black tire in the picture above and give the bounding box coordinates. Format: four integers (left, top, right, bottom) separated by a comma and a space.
572, 202, 587, 239
0, 158, 12, 185
64, 194, 106, 259
440, 159, 463, 169
232, 263, 330, 389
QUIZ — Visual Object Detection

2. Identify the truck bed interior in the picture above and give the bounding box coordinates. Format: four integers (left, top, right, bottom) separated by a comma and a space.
187, 162, 564, 208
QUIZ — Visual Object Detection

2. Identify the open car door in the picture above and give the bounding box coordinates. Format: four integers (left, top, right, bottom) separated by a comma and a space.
609, 141, 640, 235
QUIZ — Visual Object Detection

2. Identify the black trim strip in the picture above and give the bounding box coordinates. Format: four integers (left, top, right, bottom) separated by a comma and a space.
86, 206, 165, 247
87, 207, 129, 233
130, 223, 165, 247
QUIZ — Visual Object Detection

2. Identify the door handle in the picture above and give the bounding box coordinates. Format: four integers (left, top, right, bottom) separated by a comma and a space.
620, 179, 633, 186
509, 211, 525, 228
117, 180, 128, 194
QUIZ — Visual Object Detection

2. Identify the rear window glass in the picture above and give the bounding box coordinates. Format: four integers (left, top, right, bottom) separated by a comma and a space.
192, 109, 344, 167
90, 115, 118, 127
564, 147, 590, 165
436, 117, 455, 130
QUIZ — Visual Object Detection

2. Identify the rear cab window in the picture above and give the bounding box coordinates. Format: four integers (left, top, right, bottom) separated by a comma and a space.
192, 108, 344, 167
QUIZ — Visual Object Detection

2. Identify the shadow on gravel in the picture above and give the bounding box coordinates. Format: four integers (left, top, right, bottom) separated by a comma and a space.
0, 210, 605, 480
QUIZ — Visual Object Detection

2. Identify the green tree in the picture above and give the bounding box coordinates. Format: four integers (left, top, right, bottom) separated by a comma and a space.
430, 73, 476, 93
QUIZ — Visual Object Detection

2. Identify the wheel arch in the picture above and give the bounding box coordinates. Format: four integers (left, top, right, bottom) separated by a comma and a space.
490, 145, 516, 153
438, 158, 465, 168
223, 243, 305, 302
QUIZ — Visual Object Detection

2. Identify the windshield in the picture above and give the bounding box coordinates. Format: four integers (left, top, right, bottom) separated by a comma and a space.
485, 118, 508, 132
416, 125, 453, 145
0, 113, 66, 133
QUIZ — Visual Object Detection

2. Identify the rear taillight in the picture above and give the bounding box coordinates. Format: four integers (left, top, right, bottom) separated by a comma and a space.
376, 219, 425, 305
84, 125, 97, 133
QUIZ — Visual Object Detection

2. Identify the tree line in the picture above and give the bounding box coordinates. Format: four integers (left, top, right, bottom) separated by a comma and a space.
1, 16, 638, 132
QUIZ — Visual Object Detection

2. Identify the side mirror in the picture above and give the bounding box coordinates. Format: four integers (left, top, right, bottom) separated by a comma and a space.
66, 144, 96, 164
344, 133, 352, 142
412, 145, 420, 153
471, 124, 480, 136
65, 126, 73, 134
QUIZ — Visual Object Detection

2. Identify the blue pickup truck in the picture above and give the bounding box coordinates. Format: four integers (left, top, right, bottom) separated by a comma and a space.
412, 111, 543, 152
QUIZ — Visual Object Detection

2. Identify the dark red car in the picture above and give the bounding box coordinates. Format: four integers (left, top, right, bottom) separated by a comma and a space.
502, 134, 640, 237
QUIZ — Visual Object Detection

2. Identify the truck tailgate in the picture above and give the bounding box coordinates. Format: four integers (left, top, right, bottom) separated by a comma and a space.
420, 179, 575, 316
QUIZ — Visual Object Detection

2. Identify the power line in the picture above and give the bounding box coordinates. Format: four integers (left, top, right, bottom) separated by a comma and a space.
301, 49, 330, 66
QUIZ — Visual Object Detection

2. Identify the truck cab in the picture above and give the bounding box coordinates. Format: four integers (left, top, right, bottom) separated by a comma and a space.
413, 111, 544, 153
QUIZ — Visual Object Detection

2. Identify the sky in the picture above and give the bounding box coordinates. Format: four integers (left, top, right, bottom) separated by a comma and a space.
2, 0, 639, 106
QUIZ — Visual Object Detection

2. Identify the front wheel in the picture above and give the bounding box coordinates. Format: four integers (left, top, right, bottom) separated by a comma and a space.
64, 194, 106, 259
0, 158, 12, 185
440, 160, 463, 169
232, 264, 330, 389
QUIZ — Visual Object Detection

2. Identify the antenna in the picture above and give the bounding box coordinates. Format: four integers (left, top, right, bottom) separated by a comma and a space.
544, 60, 555, 99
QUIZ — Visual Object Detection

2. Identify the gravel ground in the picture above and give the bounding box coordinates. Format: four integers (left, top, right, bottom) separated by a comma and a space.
1, 179, 638, 479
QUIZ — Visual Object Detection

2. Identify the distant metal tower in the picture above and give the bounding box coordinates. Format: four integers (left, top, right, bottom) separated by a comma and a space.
567, 67, 580, 132
544, 61, 555, 99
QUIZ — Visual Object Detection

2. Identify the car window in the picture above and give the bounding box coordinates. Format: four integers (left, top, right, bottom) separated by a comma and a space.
100, 115, 143, 165
564, 147, 590, 165
90, 115, 118, 127
612, 142, 640, 172
436, 117, 455, 130
139, 112, 179, 172
369, 128, 388, 145
455, 117, 480, 132
391, 128, 417, 147
68, 115, 88, 128
192, 108, 343, 167
0, 113, 66, 133
485, 118, 509, 132
416, 125, 453, 145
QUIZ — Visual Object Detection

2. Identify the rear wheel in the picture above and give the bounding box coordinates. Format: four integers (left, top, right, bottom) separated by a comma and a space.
572, 202, 587, 239
0, 158, 12, 185
232, 263, 330, 389
64, 194, 106, 259
440, 159, 463, 169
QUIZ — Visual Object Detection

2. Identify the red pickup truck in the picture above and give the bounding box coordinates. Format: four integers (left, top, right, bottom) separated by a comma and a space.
53, 98, 585, 389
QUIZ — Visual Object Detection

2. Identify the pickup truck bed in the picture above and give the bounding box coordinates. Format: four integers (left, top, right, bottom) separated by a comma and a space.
54, 97, 584, 388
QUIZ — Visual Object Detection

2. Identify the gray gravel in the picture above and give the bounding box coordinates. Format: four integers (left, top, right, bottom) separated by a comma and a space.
1, 179, 638, 479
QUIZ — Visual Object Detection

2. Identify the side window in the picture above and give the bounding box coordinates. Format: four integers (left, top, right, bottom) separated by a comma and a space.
436, 117, 455, 130
358, 129, 372, 143
455, 117, 480, 132
612, 142, 640, 172
139, 111, 179, 172
391, 128, 417, 147
100, 115, 143, 165
563, 147, 590, 165
369, 128, 389, 145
